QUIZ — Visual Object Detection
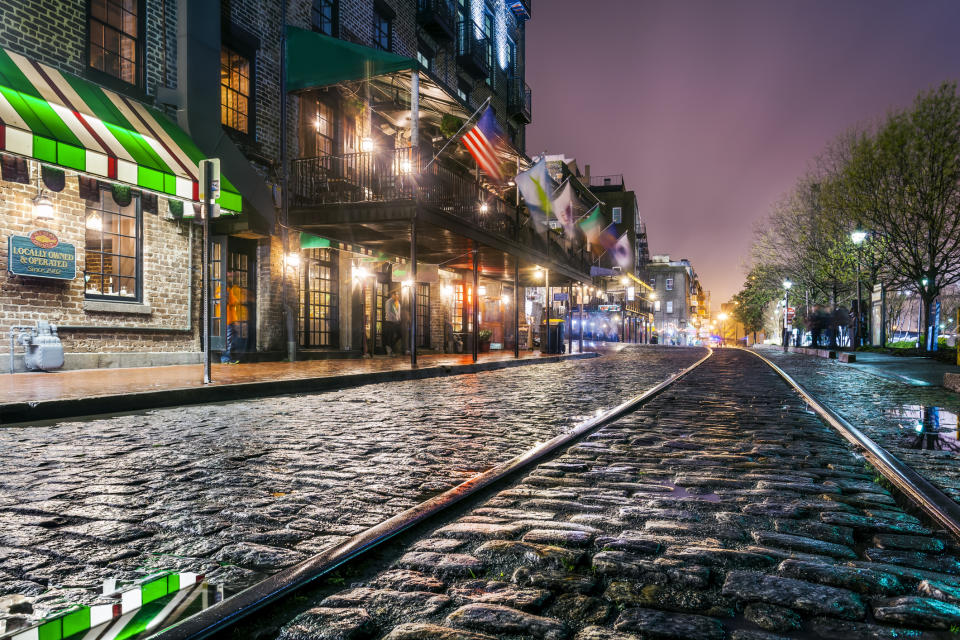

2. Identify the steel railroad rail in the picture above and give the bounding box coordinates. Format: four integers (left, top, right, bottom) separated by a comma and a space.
744, 347, 960, 541
152, 346, 960, 640
150, 348, 714, 640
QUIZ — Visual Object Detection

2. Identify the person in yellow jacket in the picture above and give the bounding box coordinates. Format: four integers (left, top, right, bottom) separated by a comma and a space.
221, 272, 247, 363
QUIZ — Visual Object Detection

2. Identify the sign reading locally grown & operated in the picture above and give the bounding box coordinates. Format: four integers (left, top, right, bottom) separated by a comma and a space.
7, 230, 77, 280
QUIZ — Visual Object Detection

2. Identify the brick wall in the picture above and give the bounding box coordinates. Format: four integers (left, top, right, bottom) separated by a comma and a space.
0, 0, 86, 77
0, 164, 200, 363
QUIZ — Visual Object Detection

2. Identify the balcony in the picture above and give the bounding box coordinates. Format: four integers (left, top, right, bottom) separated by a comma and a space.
417, 0, 455, 42
507, 80, 532, 123
457, 21, 490, 80
290, 147, 589, 272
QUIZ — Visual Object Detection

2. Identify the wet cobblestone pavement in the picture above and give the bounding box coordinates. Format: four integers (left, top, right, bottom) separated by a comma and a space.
261, 349, 960, 640
0, 346, 703, 632
757, 347, 960, 506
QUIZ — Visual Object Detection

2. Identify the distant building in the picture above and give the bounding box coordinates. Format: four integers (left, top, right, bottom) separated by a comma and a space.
644, 255, 705, 344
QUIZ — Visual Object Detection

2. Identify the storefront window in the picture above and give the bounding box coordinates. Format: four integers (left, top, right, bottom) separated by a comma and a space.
84, 188, 140, 300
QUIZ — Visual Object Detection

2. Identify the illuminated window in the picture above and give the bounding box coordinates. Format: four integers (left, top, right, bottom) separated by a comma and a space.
417, 42, 434, 71
221, 47, 251, 134
666, 301, 674, 314
654, 300, 661, 312
84, 188, 140, 300
312, 0, 338, 36
89, 0, 139, 85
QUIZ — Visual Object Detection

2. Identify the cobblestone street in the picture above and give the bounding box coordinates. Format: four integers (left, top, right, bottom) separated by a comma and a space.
265, 349, 960, 640
758, 347, 960, 505
0, 346, 703, 631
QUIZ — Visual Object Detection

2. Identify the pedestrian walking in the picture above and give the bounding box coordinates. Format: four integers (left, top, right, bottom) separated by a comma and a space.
384, 289, 401, 356
222, 272, 246, 364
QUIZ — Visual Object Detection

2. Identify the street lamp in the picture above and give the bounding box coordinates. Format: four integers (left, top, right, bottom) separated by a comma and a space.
783, 279, 792, 350
718, 312, 728, 347
851, 230, 867, 349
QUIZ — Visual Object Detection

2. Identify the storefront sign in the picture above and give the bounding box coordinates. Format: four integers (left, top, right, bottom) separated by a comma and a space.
598, 304, 621, 312
553, 292, 568, 301
8, 230, 76, 280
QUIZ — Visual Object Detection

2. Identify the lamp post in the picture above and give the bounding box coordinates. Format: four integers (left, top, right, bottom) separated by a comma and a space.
919, 276, 929, 349
718, 312, 728, 347
783, 279, 793, 351
851, 230, 867, 349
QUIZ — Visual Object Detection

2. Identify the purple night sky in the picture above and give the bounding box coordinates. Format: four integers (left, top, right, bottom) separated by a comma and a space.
526, 0, 960, 307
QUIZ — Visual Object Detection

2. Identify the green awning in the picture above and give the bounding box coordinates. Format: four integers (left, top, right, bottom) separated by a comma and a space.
299, 232, 330, 249
0, 46, 242, 213
285, 26, 417, 92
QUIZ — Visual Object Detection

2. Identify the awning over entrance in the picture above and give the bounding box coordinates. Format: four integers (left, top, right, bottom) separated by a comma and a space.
285, 27, 417, 91
0, 47, 242, 213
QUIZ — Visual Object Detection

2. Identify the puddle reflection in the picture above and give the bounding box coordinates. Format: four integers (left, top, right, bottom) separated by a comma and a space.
886, 405, 960, 453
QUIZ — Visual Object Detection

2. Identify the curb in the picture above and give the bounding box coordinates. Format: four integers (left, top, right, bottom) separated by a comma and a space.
0, 353, 598, 425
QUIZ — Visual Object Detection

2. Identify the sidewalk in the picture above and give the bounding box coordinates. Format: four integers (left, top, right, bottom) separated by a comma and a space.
763, 346, 960, 387
0, 349, 599, 424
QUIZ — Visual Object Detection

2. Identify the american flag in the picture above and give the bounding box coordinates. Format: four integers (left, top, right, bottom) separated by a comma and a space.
461, 106, 506, 183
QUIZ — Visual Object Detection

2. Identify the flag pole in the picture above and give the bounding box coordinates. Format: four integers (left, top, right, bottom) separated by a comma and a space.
422, 96, 492, 171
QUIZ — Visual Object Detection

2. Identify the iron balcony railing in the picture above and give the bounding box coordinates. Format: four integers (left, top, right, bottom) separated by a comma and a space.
507, 79, 532, 123
456, 21, 491, 79
291, 147, 590, 272
417, 0, 455, 41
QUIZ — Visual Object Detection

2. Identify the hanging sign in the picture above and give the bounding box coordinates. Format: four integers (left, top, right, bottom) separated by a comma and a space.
8, 230, 76, 280
599, 304, 621, 312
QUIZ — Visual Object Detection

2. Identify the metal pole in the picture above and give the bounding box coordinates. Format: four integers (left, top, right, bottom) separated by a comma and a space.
880, 284, 887, 347
410, 215, 417, 368
783, 290, 788, 352
514, 261, 520, 358
280, 0, 294, 364
544, 269, 550, 353
855, 249, 862, 350
578, 285, 584, 353
568, 285, 573, 353
472, 249, 479, 363
202, 182, 211, 383
361, 279, 368, 357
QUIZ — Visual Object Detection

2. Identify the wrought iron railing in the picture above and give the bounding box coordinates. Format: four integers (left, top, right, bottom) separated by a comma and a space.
291, 147, 590, 271
507, 80, 532, 122
417, 0, 456, 41
456, 21, 491, 79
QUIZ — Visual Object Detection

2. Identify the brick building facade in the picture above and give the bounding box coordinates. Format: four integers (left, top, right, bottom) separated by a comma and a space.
1, 0, 571, 371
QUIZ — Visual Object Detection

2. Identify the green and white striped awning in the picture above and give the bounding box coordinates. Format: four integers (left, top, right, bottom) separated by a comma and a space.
0, 47, 242, 214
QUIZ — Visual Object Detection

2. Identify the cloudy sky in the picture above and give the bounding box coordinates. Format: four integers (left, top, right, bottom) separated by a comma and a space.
526, 0, 960, 307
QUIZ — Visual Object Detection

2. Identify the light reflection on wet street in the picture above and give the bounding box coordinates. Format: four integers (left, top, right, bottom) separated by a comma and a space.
0, 346, 703, 635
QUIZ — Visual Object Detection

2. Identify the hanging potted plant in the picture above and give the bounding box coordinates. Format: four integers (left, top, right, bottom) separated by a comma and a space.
477, 328, 493, 353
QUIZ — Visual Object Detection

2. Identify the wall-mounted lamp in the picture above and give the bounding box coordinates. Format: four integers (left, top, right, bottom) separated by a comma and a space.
479, 202, 489, 213
402, 278, 414, 288
442, 284, 454, 298
361, 137, 375, 153
85, 211, 102, 231
353, 266, 371, 281
285, 253, 301, 269
478, 285, 487, 296
33, 190, 54, 222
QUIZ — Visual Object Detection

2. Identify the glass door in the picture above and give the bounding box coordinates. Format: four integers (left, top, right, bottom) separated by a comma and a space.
299, 248, 339, 348
209, 236, 226, 351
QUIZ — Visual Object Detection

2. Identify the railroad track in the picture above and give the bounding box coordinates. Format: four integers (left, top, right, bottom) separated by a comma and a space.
147, 347, 960, 640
